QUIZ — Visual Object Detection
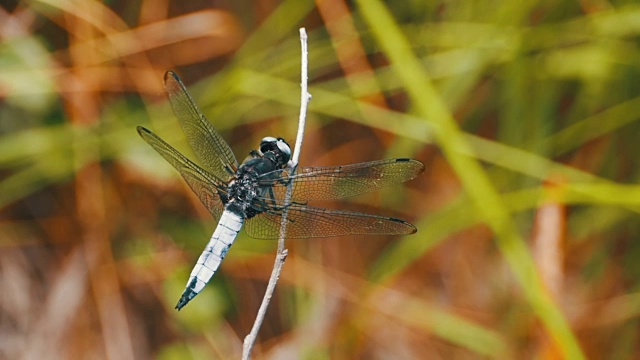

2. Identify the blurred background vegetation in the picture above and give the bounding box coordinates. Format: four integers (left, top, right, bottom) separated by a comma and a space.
1, 0, 640, 358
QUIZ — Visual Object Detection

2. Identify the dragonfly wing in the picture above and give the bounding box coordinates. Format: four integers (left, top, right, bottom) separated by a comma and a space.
244, 203, 417, 239
259, 158, 424, 202
164, 71, 239, 180
137, 126, 226, 222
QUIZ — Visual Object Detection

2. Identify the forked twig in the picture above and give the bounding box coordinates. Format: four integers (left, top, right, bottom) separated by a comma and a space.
241, 28, 311, 360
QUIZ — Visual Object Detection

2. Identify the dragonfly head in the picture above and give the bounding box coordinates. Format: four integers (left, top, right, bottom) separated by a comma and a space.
260, 136, 291, 166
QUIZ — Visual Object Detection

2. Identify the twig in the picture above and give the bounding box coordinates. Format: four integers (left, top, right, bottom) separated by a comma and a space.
241, 28, 310, 360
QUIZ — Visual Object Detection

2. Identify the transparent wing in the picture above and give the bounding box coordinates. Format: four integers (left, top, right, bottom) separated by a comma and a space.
244, 203, 417, 239
137, 126, 226, 222
164, 71, 239, 180
259, 158, 424, 202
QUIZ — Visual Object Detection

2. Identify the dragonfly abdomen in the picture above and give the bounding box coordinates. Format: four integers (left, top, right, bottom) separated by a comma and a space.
175, 209, 244, 310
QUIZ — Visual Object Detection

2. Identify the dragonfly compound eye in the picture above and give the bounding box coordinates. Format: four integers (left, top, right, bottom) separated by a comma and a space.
259, 137, 291, 165
276, 138, 291, 164
259, 137, 278, 153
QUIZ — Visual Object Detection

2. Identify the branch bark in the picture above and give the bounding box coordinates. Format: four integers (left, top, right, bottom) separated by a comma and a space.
241, 28, 310, 360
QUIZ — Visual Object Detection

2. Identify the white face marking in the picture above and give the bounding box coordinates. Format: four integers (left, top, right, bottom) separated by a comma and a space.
277, 139, 291, 157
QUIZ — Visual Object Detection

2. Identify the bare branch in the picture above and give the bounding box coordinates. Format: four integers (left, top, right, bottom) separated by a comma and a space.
242, 28, 310, 360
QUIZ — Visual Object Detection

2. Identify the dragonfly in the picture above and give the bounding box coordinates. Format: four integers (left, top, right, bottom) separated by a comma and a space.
137, 71, 424, 310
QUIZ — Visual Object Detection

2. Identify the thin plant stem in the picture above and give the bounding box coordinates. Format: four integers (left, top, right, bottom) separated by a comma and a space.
241, 27, 310, 360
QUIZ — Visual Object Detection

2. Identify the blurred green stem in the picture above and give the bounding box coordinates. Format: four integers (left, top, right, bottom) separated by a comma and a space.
355, 0, 586, 358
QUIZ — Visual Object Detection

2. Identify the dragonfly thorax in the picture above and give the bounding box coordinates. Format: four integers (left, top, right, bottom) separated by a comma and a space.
227, 146, 289, 219
226, 165, 260, 217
